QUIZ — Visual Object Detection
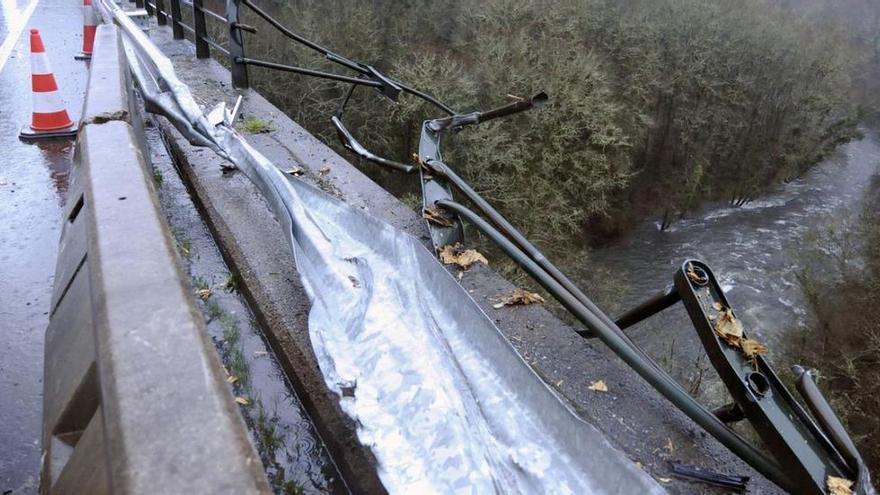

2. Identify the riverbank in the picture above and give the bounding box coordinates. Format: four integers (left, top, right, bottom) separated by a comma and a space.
584, 129, 880, 400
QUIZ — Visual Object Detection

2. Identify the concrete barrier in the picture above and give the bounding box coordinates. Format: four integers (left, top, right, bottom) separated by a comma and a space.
40, 24, 270, 494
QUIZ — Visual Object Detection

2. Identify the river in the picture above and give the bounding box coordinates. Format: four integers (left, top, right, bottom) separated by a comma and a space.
582, 130, 880, 394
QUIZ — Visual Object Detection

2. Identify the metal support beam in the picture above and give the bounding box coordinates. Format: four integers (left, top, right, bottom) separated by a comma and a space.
169, 0, 184, 39
192, 0, 209, 58
226, 0, 249, 89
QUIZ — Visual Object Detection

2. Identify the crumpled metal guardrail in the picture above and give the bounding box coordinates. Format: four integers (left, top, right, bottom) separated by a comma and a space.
100, 1, 667, 492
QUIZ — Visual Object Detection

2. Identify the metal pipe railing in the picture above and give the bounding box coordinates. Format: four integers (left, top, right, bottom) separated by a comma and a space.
435, 198, 796, 493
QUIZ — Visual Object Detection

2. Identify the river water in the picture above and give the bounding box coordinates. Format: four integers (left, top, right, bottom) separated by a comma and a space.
582, 130, 880, 391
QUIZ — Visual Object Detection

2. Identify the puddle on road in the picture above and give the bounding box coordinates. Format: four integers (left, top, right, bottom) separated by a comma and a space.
144, 121, 347, 494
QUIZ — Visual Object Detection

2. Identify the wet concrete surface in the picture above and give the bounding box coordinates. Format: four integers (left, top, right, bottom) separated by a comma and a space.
144, 119, 346, 494
0, 0, 86, 492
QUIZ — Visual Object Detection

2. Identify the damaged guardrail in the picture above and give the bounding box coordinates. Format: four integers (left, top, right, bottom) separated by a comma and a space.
41, 23, 269, 494
103, 1, 668, 493
114, 0, 879, 492
157, 3, 874, 494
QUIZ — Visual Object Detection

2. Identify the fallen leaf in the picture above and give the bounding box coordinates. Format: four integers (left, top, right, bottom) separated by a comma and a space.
741, 338, 768, 360
226, 375, 238, 384
493, 288, 545, 309
827, 476, 854, 495
285, 167, 304, 176
708, 314, 716, 321
456, 271, 464, 281
714, 308, 744, 346
423, 206, 455, 227
665, 438, 675, 454
686, 262, 708, 285
318, 165, 331, 175
348, 275, 360, 288
658, 477, 672, 483
438, 243, 488, 270
712, 302, 724, 311
195, 288, 212, 300
234, 397, 250, 406
588, 380, 608, 392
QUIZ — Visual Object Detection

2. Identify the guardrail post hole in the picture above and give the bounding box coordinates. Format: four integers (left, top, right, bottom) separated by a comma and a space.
226, 0, 249, 89
169, 0, 183, 39
192, 0, 209, 58
155, 0, 167, 25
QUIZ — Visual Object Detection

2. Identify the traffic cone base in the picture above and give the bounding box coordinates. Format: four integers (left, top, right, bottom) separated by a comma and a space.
19, 123, 78, 142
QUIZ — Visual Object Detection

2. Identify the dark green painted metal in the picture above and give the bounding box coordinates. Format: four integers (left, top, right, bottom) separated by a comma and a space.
191, 0, 209, 58
436, 200, 795, 492
675, 259, 850, 494
418, 124, 462, 251
169, 0, 184, 39
226, 0, 249, 88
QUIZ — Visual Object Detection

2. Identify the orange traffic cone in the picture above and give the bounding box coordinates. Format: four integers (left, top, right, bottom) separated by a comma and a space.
74, 0, 98, 60
19, 29, 77, 142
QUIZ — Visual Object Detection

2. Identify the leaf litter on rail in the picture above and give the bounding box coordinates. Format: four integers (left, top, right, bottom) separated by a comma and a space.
827, 475, 854, 495
686, 262, 708, 285
439, 243, 488, 270
493, 288, 545, 309
711, 304, 769, 369
423, 206, 455, 227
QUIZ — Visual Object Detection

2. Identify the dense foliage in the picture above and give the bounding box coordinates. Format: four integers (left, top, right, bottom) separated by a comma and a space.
786, 177, 880, 476
233, 0, 862, 250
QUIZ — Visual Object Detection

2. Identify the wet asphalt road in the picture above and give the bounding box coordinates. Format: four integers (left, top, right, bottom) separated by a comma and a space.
0, 0, 86, 492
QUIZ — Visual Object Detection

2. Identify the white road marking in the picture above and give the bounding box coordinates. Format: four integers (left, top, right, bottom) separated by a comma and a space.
0, 0, 40, 74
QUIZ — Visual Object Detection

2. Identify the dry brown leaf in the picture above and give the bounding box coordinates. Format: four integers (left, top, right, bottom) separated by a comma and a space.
588, 380, 608, 392
226, 375, 238, 384
285, 167, 304, 176
493, 288, 545, 309
665, 438, 675, 454
741, 338, 768, 359
438, 243, 488, 270
234, 397, 250, 406
715, 308, 744, 346
741, 337, 769, 369
686, 262, 708, 285
423, 206, 455, 227
195, 288, 212, 300
712, 302, 724, 311
319, 165, 331, 175
827, 476, 854, 495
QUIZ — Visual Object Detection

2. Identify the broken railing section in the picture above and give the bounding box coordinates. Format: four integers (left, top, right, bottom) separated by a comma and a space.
416, 119, 874, 492
244, 11, 876, 494
106, 4, 671, 494
121, 0, 873, 491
